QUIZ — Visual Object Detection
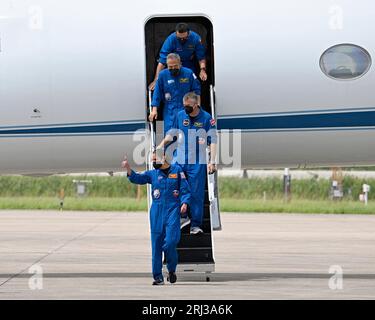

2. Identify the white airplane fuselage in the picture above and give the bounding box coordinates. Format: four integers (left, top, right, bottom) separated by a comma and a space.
0, 0, 374, 174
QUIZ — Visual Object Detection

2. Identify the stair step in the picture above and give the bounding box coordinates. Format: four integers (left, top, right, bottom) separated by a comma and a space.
177, 247, 214, 264
178, 233, 212, 248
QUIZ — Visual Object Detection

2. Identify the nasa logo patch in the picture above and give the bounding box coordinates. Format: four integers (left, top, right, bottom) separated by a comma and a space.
153, 189, 161, 199
183, 119, 190, 126
173, 190, 180, 198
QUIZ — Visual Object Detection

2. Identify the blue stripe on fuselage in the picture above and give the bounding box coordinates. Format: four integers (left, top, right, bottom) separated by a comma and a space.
1, 109, 375, 136
0, 122, 145, 135
217, 110, 375, 131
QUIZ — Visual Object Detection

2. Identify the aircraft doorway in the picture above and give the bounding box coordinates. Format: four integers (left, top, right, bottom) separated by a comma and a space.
144, 16, 221, 275
144, 16, 215, 124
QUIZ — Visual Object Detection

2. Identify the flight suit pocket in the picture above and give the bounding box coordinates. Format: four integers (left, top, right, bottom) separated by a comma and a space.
167, 177, 179, 199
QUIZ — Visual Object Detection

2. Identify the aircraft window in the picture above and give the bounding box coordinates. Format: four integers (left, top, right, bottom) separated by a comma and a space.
320, 44, 372, 80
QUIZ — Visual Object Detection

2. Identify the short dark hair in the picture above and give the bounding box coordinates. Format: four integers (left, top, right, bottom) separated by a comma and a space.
175, 23, 189, 34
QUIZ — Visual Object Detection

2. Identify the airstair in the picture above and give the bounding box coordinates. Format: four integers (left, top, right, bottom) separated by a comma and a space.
147, 85, 221, 281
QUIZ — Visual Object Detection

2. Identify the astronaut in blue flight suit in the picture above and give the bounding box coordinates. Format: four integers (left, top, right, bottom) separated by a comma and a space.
149, 53, 201, 135
157, 92, 217, 235
122, 152, 191, 286
149, 22, 207, 91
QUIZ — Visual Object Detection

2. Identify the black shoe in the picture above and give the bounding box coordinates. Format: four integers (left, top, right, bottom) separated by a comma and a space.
167, 272, 177, 284
152, 278, 164, 286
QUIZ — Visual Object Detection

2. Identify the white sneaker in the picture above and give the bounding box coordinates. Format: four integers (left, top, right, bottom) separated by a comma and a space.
180, 217, 191, 229
190, 227, 203, 235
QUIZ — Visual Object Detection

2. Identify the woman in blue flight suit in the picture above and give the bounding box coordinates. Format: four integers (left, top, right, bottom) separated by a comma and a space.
121, 152, 191, 285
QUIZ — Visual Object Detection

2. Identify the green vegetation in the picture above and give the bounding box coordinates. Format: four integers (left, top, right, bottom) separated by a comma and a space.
220, 199, 375, 214
215, 177, 374, 200
1, 175, 375, 200
0, 175, 144, 198
0, 197, 147, 211
0, 197, 374, 214
1, 175, 375, 213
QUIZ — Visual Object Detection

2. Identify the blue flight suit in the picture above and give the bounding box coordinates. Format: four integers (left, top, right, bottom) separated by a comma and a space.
159, 31, 206, 73
152, 67, 201, 134
127, 164, 191, 281
168, 108, 217, 229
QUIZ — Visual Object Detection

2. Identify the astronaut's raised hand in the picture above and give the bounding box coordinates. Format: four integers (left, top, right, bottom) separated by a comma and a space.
180, 203, 188, 214
121, 155, 132, 176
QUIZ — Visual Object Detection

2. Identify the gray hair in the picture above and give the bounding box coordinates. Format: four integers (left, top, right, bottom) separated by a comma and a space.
183, 92, 199, 104
166, 53, 181, 63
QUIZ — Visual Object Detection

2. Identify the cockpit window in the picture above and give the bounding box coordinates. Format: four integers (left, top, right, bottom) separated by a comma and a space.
320, 44, 372, 80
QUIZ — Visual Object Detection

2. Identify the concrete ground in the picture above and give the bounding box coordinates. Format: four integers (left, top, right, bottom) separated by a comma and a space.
0, 210, 374, 300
